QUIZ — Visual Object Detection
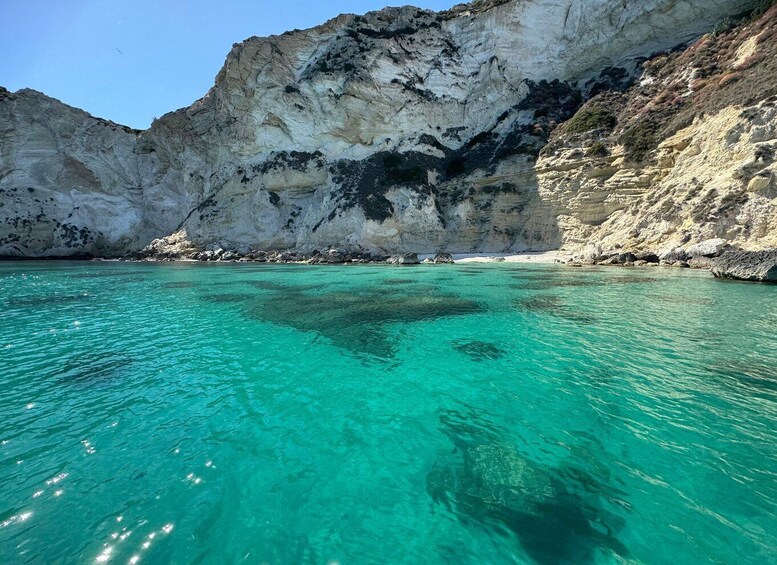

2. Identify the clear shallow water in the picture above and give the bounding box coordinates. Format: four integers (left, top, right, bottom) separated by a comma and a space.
0, 261, 775, 565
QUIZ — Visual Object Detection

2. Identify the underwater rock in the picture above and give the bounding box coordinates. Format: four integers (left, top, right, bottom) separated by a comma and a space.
452, 340, 507, 361
244, 287, 482, 357
516, 294, 597, 324
162, 281, 196, 289
512, 278, 604, 291
53, 351, 134, 385
428, 407, 630, 564
381, 278, 417, 285
201, 292, 255, 303
6, 292, 92, 309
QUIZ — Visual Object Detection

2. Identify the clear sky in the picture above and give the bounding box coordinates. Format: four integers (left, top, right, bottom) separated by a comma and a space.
0, 0, 456, 129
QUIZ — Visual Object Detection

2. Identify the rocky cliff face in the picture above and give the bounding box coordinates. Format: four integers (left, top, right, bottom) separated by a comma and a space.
535, 3, 777, 256
0, 0, 769, 257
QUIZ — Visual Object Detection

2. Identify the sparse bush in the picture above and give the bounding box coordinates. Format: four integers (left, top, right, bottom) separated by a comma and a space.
586, 142, 609, 157
750, 0, 776, 21
621, 121, 659, 163
565, 107, 618, 134
719, 72, 743, 87
712, 17, 736, 37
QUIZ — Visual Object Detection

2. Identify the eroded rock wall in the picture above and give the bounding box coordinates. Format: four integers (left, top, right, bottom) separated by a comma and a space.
535, 4, 777, 255
0, 0, 765, 257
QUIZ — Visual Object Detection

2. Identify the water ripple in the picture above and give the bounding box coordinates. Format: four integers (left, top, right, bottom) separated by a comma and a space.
0, 261, 775, 564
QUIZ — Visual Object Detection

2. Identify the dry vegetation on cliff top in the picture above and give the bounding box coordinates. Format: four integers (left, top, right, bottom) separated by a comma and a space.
549, 2, 777, 163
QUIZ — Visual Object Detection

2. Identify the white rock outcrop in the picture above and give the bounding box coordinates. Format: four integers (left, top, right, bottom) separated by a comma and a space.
0, 0, 763, 257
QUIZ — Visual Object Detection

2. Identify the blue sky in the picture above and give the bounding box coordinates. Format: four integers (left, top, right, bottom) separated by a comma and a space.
0, 0, 455, 129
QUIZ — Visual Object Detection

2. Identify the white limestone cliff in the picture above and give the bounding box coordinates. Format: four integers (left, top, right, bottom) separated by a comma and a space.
0, 0, 766, 257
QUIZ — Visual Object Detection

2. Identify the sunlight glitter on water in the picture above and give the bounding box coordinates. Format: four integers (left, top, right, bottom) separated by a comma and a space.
0, 261, 775, 564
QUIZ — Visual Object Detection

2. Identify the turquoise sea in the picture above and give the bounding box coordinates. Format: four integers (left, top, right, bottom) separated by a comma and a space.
0, 261, 775, 564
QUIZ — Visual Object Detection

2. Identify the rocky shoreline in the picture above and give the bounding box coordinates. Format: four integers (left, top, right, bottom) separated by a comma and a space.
3, 242, 775, 282
564, 240, 777, 282
134, 246, 450, 266
711, 250, 777, 282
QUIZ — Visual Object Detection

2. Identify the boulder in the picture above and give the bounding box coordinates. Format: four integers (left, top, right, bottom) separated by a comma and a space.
325, 249, 345, 263
689, 257, 715, 269
711, 250, 777, 282
399, 253, 420, 265
581, 243, 603, 261
636, 252, 660, 263
686, 238, 728, 258
659, 247, 688, 263
433, 252, 454, 264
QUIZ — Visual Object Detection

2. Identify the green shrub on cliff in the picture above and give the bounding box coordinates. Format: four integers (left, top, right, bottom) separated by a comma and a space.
620, 121, 659, 163
586, 142, 609, 157
564, 107, 618, 134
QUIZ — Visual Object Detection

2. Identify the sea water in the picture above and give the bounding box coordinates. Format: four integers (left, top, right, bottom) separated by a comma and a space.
0, 261, 775, 564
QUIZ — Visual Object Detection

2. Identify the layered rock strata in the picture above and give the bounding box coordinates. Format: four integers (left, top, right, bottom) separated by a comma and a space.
0, 0, 771, 259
